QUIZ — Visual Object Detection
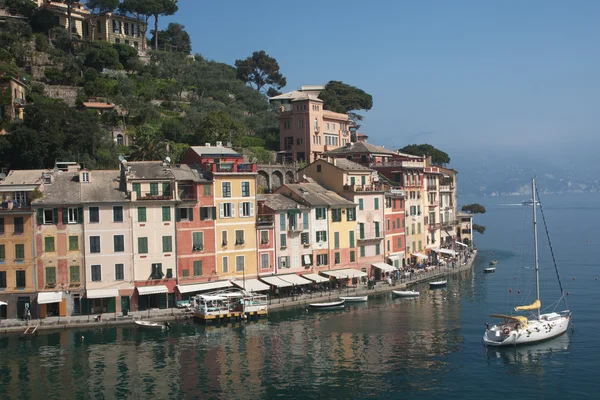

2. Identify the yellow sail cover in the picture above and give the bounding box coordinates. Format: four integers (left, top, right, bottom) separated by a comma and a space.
514, 300, 541, 311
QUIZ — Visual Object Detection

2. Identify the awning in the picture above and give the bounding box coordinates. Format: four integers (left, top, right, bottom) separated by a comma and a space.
301, 273, 330, 283
260, 276, 293, 288
37, 291, 63, 304
426, 244, 438, 249
372, 262, 397, 273
198, 295, 227, 301
232, 279, 270, 292
388, 252, 405, 261
434, 248, 456, 256
412, 252, 429, 259
86, 288, 119, 299
455, 241, 468, 248
137, 285, 169, 295
0, 301, 8, 306
321, 270, 347, 279
322, 269, 367, 279
278, 274, 312, 286
177, 280, 232, 294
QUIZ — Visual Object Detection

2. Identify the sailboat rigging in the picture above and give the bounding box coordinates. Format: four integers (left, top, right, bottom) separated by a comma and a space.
483, 179, 571, 347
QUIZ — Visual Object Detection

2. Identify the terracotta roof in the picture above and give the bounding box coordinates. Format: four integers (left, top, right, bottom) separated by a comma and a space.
262, 194, 308, 211
282, 182, 355, 207
328, 158, 373, 172
83, 102, 115, 109
0, 169, 47, 186
322, 141, 396, 156
188, 146, 241, 157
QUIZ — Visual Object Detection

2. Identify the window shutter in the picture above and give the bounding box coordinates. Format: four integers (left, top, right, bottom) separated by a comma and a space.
231, 203, 235, 218
77, 207, 83, 223
175, 208, 181, 222
62, 208, 68, 224
36, 209, 43, 225
280, 214, 286, 230
303, 212, 309, 227
211, 207, 217, 220
238, 202, 243, 217
250, 202, 254, 217
188, 208, 194, 221
53, 208, 59, 224
323, 231, 327, 242
219, 204, 224, 218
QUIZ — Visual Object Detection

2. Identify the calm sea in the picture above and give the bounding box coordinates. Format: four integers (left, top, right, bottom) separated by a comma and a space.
1, 193, 599, 399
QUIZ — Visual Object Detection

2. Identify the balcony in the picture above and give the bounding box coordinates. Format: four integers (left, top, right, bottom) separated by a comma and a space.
287, 223, 303, 233
210, 163, 257, 173
428, 223, 440, 231
428, 200, 439, 208
0, 200, 31, 212
257, 215, 274, 227
358, 230, 383, 242
343, 184, 383, 192
178, 186, 197, 201
439, 185, 452, 192
427, 185, 437, 191
137, 192, 173, 201
386, 187, 406, 197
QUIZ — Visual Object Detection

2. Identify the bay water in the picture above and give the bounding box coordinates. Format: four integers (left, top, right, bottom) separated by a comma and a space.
1, 193, 599, 399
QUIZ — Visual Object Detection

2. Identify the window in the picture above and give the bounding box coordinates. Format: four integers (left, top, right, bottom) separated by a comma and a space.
162, 206, 171, 221
151, 263, 163, 279
347, 208, 356, 221
360, 246, 365, 257
375, 243, 381, 255
203, 184, 211, 196
162, 236, 173, 252
235, 256, 244, 272
0, 244, 4, 261
374, 198, 379, 210
150, 183, 159, 196
124, 22, 129, 35
193, 260, 203, 276
113, 206, 124, 222
200, 207, 215, 220
358, 199, 364, 211
0, 218, 3, 234
113, 235, 124, 252
222, 182, 231, 198
332, 209, 342, 222
316, 231, 327, 243
220, 202, 233, 218
43, 209, 55, 224
0, 271, 6, 288
89, 236, 101, 253
70, 265, 80, 282
89, 207, 99, 223
44, 237, 55, 252
301, 232, 309, 245
388, 219, 391, 231
241, 182, 251, 197
192, 232, 204, 251
222, 256, 229, 273
14, 217, 23, 233
334, 232, 340, 249
316, 254, 328, 266
315, 208, 326, 220
137, 206, 146, 222
138, 237, 148, 254
177, 208, 190, 221
261, 253, 269, 269
279, 256, 289, 268
15, 244, 24, 260
316, 165, 322, 173
349, 231, 355, 248
115, 264, 124, 280
240, 202, 254, 217
375, 221, 380, 237
361, 176, 366, 185
91, 265, 101, 282
280, 233, 286, 247
65, 208, 78, 224
69, 235, 79, 251
162, 183, 170, 196
235, 230, 244, 245
397, 237, 402, 248
359, 223, 365, 239
132, 183, 141, 197
335, 252, 340, 264
116, 134, 124, 146
350, 250, 356, 262
260, 230, 269, 244
222, 230, 228, 246
387, 240, 390, 252
182, 269, 189, 277
81, 172, 90, 182
16, 270, 25, 287
45, 267, 56, 285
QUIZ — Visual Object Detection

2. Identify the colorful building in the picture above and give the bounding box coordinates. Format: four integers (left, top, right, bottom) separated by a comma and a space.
384, 188, 407, 269
256, 197, 275, 276
0, 170, 42, 319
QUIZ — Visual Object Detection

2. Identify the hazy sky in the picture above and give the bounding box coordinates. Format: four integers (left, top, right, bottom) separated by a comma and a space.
165, 0, 600, 157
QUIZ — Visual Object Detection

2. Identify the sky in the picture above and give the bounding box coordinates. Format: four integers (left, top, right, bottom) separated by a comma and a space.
164, 0, 600, 162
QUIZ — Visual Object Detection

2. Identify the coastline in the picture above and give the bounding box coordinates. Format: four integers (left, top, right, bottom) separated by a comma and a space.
0, 250, 477, 335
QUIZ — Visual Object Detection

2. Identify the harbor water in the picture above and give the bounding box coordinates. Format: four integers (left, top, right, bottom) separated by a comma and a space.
1, 193, 599, 399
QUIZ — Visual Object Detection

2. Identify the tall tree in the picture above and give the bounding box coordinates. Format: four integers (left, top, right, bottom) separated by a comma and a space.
318, 81, 373, 123
399, 144, 451, 166
235, 50, 286, 93
147, 0, 178, 51
461, 204, 486, 235
118, 0, 152, 51
85, 0, 119, 41
63, 0, 78, 51
151, 22, 191, 53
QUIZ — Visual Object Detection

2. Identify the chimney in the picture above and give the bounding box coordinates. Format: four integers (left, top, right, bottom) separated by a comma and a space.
332, 158, 337, 166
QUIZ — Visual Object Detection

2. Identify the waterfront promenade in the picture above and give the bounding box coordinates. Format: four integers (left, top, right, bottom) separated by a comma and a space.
0, 251, 476, 334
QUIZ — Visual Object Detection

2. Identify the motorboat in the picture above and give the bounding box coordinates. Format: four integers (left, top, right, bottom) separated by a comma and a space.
489, 260, 498, 266
392, 290, 420, 298
484, 267, 496, 273
429, 280, 447, 289
134, 320, 168, 330
339, 296, 368, 302
483, 179, 571, 347
308, 300, 345, 310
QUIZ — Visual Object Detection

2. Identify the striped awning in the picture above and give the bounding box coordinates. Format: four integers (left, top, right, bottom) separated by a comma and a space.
177, 280, 232, 294
137, 285, 169, 295
260, 276, 293, 288
231, 279, 270, 292
301, 273, 330, 283
278, 274, 312, 286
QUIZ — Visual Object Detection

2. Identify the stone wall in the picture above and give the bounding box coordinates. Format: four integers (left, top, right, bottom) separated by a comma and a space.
42, 84, 80, 107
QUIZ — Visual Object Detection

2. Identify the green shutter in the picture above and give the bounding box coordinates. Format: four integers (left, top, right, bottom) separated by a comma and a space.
159, 293, 167, 309
132, 182, 141, 197
70, 265, 80, 282
69, 236, 78, 251
350, 177, 355, 185
350, 250, 355, 262
0, 245, 5, 260
188, 208, 194, 221
162, 183, 170, 196
359, 223, 365, 239
360, 246, 365, 257
15, 244, 24, 259
175, 208, 181, 222
193, 260, 203, 276
203, 184, 211, 196
280, 214, 286, 230
37, 209, 43, 225
138, 207, 146, 222
280, 233, 286, 247
138, 237, 148, 254
107, 297, 116, 313
303, 212, 309, 228
45, 237, 55, 252
162, 206, 170, 221
77, 207, 83, 223
162, 236, 172, 252
375, 222, 380, 237
62, 208, 68, 224
334, 232, 340, 249
53, 208, 59, 224
46, 267, 56, 285
359, 199, 364, 210
150, 183, 158, 196
349, 231, 355, 248
374, 198, 379, 210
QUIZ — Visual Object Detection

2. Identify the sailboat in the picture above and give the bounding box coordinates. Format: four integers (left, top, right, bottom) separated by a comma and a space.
483, 179, 571, 347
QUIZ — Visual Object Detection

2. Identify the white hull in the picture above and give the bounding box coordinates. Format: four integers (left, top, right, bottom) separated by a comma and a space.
309, 300, 345, 309
392, 290, 420, 298
339, 296, 368, 302
134, 321, 165, 329
483, 312, 571, 347
429, 280, 447, 288
483, 268, 496, 273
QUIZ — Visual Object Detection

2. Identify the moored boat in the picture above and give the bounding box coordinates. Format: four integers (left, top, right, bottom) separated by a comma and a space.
135, 320, 167, 330
339, 296, 368, 302
429, 280, 447, 289
484, 267, 496, 273
309, 300, 345, 310
392, 290, 420, 298
489, 260, 498, 266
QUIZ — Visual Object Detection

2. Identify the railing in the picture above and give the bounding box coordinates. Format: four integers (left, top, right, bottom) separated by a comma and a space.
427, 185, 437, 191
386, 188, 406, 197
257, 215, 274, 226
0, 201, 31, 211
178, 186, 197, 201
428, 200, 439, 207
138, 192, 173, 200
209, 163, 257, 173
428, 223, 440, 231
358, 231, 383, 241
287, 223, 303, 232
343, 184, 383, 192
439, 185, 451, 192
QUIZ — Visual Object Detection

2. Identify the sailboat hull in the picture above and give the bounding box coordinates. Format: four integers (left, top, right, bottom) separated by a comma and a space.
483, 311, 571, 347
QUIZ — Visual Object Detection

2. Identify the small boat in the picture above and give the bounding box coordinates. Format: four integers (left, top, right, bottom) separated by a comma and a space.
484, 267, 496, 273
134, 320, 167, 330
522, 200, 540, 206
392, 290, 420, 298
429, 280, 447, 289
308, 300, 345, 310
489, 260, 498, 266
339, 296, 368, 302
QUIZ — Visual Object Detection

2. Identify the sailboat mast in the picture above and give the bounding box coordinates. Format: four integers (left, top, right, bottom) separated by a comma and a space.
532, 178, 541, 319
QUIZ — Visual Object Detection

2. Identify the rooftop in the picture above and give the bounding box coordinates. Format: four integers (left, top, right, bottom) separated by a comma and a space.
80, 171, 127, 203
32, 172, 82, 205
187, 146, 242, 157
269, 90, 323, 103
282, 182, 355, 207
328, 158, 374, 172
323, 141, 397, 156
0, 169, 47, 187
82, 102, 115, 109
125, 161, 176, 180
262, 194, 308, 211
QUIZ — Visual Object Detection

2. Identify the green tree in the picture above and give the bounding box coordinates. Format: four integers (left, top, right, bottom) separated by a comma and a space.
196, 110, 245, 146
30, 8, 59, 33
399, 144, 451, 166
147, 0, 179, 51
118, 0, 152, 51
151, 22, 191, 53
461, 203, 486, 235
113, 43, 139, 70
82, 41, 121, 71
2, 0, 36, 18
235, 50, 286, 93
318, 81, 373, 123
472, 224, 486, 235
85, 0, 119, 41
129, 124, 168, 160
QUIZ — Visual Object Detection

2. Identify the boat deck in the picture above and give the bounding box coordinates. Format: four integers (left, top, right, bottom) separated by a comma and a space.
193, 309, 268, 322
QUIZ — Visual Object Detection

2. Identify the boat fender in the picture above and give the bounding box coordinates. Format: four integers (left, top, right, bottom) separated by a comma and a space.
503, 327, 510, 335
